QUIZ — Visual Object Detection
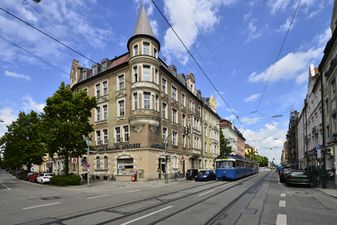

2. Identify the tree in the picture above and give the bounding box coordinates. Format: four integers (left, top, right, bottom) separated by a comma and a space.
245, 147, 257, 161
256, 155, 268, 167
219, 130, 232, 158
42, 82, 96, 175
0, 111, 46, 172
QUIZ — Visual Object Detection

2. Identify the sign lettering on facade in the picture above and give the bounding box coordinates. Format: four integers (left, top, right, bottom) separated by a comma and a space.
95, 143, 141, 151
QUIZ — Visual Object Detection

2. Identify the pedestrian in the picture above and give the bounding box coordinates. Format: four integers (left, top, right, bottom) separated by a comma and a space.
319, 166, 327, 188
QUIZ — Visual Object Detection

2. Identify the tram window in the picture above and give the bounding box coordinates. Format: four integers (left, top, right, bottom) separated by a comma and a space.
216, 161, 233, 168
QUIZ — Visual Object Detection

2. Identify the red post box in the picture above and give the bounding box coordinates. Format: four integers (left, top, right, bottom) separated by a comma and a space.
131, 170, 137, 182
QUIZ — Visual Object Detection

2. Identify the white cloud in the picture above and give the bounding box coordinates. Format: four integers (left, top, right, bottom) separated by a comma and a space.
245, 18, 262, 44
4, 70, 31, 81
249, 47, 322, 83
0, 108, 17, 137
277, 17, 296, 32
267, 0, 316, 15
162, 0, 237, 65
22, 96, 45, 113
244, 93, 261, 102
243, 122, 287, 164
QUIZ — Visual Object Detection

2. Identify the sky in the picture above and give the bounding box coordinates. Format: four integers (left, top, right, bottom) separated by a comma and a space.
0, 0, 334, 164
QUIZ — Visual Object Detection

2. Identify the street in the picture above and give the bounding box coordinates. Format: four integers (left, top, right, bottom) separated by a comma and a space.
1, 169, 337, 225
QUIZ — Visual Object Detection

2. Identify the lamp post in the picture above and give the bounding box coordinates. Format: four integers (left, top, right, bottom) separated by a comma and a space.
85, 138, 91, 187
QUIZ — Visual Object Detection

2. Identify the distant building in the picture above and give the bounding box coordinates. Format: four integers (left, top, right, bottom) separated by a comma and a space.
219, 119, 245, 156
68, 5, 221, 180
286, 110, 299, 167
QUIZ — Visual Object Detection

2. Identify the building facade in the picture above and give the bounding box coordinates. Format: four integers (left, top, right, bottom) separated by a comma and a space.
286, 110, 299, 167
297, 66, 323, 169
219, 119, 245, 157
69, 6, 220, 181
319, 0, 337, 187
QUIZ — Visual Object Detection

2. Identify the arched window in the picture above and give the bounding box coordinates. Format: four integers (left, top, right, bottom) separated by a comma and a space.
117, 155, 134, 175
104, 156, 108, 170
96, 156, 101, 169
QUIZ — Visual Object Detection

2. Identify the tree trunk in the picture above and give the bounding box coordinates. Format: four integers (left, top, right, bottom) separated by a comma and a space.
64, 151, 69, 176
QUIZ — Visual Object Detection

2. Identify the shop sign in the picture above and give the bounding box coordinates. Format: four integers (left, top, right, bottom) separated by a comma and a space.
96, 143, 140, 152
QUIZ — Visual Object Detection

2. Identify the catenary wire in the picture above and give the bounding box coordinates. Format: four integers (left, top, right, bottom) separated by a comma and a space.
255, 0, 301, 112
151, 0, 243, 126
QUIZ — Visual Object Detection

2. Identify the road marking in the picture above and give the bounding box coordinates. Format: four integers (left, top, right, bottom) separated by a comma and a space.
276, 214, 287, 225
280, 193, 286, 197
120, 205, 173, 225
85, 194, 110, 199
23, 202, 61, 210
279, 200, 286, 207
125, 190, 140, 193
0, 179, 10, 190
198, 189, 215, 197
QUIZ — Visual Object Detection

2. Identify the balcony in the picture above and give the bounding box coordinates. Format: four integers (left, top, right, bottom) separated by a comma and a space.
129, 109, 160, 132
131, 81, 159, 91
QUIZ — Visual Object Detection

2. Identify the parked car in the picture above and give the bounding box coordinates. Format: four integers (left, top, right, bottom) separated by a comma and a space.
36, 173, 54, 184
195, 170, 216, 181
186, 169, 199, 180
286, 170, 312, 187
279, 167, 292, 183
28, 173, 39, 183
26, 173, 34, 181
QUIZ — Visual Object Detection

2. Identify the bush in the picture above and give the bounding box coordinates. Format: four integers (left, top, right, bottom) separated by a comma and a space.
50, 175, 81, 186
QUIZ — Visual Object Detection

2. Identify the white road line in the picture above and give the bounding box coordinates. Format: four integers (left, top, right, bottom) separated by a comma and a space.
0, 179, 10, 190
276, 214, 287, 225
280, 193, 286, 197
85, 194, 110, 199
22, 202, 61, 210
125, 190, 140, 193
120, 205, 173, 225
198, 189, 215, 197
279, 200, 286, 207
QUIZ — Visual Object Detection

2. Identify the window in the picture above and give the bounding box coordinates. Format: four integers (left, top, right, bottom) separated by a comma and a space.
124, 126, 129, 142
83, 88, 88, 93
92, 65, 98, 76
162, 127, 168, 139
162, 78, 167, 93
82, 70, 87, 80
96, 130, 101, 145
182, 93, 186, 107
162, 102, 167, 119
103, 105, 108, 120
103, 81, 108, 96
172, 108, 177, 123
96, 83, 101, 98
104, 156, 108, 170
133, 93, 138, 110
183, 134, 187, 147
154, 68, 159, 84
115, 127, 121, 143
101, 60, 107, 71
133, 66, 138, 82
118, 75, 125, 90
96, 107, 101, 121
182, 114, 186, 126
154, 48, 158, 58
133, 44, 139, 56
144, 92, 150, 109
143, 65, 151, 81
172, 131, 177, 145
143, 41, 150, 55
96, 156, 101, 169
103, 129, 108, 144
155, 95, 159, 111
171, 86, 177, 100
118, 100, 125, 117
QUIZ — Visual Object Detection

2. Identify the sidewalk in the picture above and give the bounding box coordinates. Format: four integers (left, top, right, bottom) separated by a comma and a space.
316, 187, 337, 199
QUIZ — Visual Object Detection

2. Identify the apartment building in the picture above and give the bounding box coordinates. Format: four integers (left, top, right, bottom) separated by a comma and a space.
219, 119, 245, 157
69, 6, 221, 180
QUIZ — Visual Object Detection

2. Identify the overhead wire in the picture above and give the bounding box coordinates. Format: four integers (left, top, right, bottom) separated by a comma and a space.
151, 0, 243, 126
254, 0, 301, 112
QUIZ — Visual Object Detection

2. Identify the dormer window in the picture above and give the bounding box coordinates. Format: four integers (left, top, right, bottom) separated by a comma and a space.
92, 65, 98, 76
133, 44, 139, 56
101, 60, 108, 71
143, 42, 150, 55
82, 69, 87, 80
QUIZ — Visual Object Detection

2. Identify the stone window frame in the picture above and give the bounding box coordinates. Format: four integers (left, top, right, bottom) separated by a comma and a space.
117, 98, 126, 118
117, 74, 125, 91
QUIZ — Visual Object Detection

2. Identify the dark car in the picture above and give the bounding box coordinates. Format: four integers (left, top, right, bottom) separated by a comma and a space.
195, 170, 216, 181
286, 170, 312, 187
186, 169, 198, 180
279, 167, 292, 183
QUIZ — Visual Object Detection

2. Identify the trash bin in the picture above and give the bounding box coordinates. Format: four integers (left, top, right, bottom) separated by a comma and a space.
131, 170, 137, 182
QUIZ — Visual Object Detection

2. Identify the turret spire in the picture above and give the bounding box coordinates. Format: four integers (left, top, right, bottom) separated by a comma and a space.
134, 4, 155, 37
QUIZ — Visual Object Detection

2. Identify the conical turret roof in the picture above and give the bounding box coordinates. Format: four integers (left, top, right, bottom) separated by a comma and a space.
134, 4, 155, 37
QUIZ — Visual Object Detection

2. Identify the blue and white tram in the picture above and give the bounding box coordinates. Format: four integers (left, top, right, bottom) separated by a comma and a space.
215, 155, 259, 180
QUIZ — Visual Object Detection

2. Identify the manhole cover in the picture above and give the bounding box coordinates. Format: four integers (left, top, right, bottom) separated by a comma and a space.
40, 196, 61, 200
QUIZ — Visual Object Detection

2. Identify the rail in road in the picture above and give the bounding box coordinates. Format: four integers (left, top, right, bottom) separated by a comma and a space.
26, 172, 268, 225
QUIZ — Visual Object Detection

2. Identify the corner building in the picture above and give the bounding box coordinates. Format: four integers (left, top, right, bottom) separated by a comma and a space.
69, 6, 220, 181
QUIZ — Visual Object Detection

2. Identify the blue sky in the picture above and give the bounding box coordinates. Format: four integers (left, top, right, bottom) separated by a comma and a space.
0, 0, 334, 164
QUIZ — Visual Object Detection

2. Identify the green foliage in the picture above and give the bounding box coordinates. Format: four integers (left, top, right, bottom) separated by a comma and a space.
0, 111, 46, 171
42, 82, 96, 175
256, 155, 268, 167
219, 130, 232, 158
50, 175, 81, 186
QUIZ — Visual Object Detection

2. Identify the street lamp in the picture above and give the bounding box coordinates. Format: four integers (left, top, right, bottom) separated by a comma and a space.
85, 138, 92, 187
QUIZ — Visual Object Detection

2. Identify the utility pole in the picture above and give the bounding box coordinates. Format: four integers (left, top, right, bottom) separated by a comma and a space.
85, 139, 91, 187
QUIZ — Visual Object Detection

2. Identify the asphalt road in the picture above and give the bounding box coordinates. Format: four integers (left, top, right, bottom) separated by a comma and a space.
0, 169, 336, 225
